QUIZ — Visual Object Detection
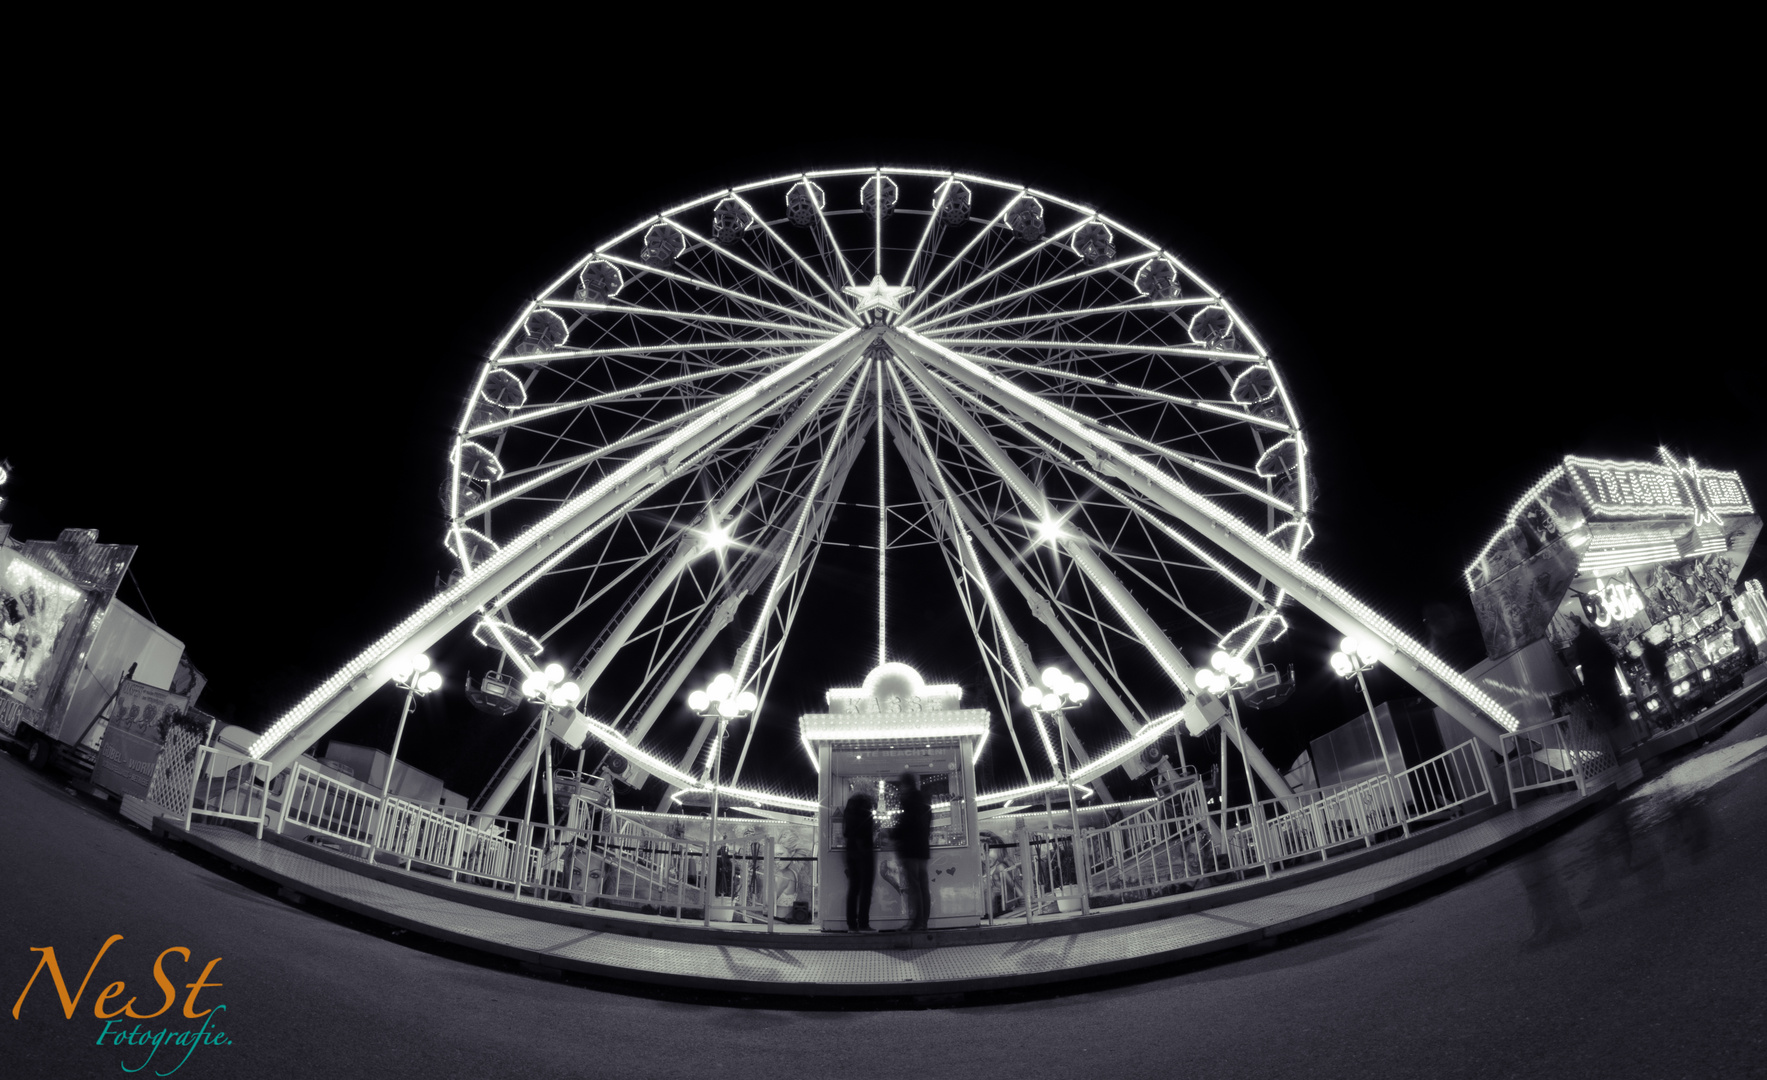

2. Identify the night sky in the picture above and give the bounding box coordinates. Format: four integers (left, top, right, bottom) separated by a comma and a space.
9, 101, 1760, 811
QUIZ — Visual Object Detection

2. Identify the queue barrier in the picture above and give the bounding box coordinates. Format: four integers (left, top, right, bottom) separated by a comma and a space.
184, 746, 272, 839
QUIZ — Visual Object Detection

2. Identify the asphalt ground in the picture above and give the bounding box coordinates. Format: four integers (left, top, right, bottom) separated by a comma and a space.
3, 707, 1763, 1080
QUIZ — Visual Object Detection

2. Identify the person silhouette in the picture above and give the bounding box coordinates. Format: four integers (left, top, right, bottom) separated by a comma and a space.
897, 772, 932, 931
843, 790, 875, 932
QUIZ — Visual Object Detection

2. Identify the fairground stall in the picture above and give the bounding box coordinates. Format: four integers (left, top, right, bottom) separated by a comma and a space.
802, 663, 985, 932
1464, 451, 1761, 733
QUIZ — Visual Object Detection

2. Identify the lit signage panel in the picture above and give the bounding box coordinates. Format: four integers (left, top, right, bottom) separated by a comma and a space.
1564, 455, 1753, 521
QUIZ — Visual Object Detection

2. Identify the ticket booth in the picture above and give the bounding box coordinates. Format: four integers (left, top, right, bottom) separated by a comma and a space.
801, 663, 986, 932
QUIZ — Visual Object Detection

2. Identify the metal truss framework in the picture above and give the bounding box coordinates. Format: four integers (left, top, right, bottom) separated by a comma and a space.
251, 169, 1520, 815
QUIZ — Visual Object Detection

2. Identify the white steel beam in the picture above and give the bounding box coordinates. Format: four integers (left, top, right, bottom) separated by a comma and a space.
250, 328, 864, 775
901, 327, 1518, 750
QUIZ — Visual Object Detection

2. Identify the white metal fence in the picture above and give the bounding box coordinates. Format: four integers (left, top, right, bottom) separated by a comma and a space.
260, 767, 783, 928
1500, 714, 1617, 808
184, 746, 272, 839
982, 739, 1500, 921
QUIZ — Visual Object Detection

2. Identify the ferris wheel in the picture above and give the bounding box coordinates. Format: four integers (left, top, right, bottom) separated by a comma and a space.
443, 168, 1310, 805
251, 168, 1519, 812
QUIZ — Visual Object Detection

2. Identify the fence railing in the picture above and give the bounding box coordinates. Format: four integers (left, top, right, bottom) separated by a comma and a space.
1500, 714, 1616, 808
276, 762, 382, 852
1398, 739, 1497, 820
1080, 777, 1226, 900
262, 766, 783, 929
184, 746, 271, 838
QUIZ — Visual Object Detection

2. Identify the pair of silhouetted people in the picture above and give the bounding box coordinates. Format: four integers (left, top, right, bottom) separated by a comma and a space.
844, 774, 933, 932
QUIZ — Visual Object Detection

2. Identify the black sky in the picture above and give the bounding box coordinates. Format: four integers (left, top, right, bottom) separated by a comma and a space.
8, 84, 1761, 807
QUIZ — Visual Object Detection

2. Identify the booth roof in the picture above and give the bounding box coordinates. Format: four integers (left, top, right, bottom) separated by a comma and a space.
798, 708, 989, 745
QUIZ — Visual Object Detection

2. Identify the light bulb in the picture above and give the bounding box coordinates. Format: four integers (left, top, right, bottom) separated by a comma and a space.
1042, 666, 1064, 688
718, 700, 739, 718
1340, 637, 1361, 659
687, 690, 711, 711
1211, 651, 1232, 673
412, 654, 431, 672
391, 657, 415, 681
557, 682, 581, 704
1020, 686, 1043, 708
1330, 652, 1352, 677
704, 524, 731, 551
419, 671, 443, 693
1070, 682, 1089, 702
710, 673, 735, 697
1041, 693, 1062, 712
736, 691, 757, 712
544, 662, 566, 684
522, 673, 545, 697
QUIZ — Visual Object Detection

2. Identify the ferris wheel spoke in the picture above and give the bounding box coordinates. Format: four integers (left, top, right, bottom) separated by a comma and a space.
467, 359, 837, 524
926, 337, 1268, 364
904, 250, 1152, 333
924, 361, 1294, 516
591, 252, 851, 333
807, 194, 862, 293
726, 193, 863, 325
897, 176, 955, 290
951, 352, 1293, 433
543, 298, 835, 338
469, 352, 814, 439
894, 190, 1025, 321
898, 217, 1106, 330
916, 297, 1218, 337
494, 339, 832, 368
732, 366, 868, 690
661, 214, 857, 327
883, 388, 1057, 771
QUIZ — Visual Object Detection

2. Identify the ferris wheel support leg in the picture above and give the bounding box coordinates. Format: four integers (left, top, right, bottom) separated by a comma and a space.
251, 330, 865, 775
902, 329, 1515, 754
891, 345, 1298, 807
566, 342, 875, 703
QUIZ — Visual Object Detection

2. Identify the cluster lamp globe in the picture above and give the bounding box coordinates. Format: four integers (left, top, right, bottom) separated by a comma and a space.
1196, 650, 1255, 696
390, 654, 444, 695
522, 663, 580, 708
1330, 637, 1381, 677
687, 672, 756, 718
1021, 666, 1088, 712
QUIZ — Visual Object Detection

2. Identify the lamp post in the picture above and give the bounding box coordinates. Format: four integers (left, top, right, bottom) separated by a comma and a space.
686, 673, 756, 925
518, 662, 580, 899
1019, 666, 1091, 915
1330, 637, 1408, 837
378, 654, 443, 845
1196, 651, 1268, 875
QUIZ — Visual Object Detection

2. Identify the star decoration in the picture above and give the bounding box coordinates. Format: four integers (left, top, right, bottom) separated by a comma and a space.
843, 275, 914, 317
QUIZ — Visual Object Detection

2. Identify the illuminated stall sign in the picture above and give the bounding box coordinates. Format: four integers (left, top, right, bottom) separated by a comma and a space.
1564, 455, 1754, 522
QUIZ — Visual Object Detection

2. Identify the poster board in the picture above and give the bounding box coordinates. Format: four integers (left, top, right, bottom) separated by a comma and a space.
90, 680, 189, 800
